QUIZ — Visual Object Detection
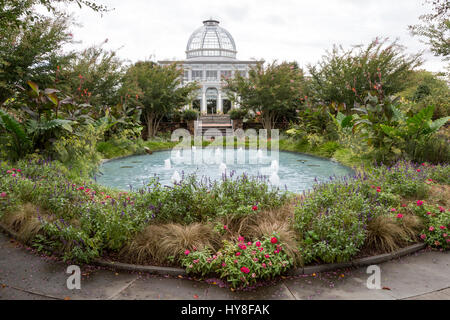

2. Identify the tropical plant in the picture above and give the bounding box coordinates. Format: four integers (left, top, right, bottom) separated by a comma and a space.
0, 109, 31, 160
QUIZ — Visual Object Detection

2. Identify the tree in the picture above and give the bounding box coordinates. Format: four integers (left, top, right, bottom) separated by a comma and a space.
307, 38, 423, 113
223, 61, 305, 131
0, 13, 73, 105
57, 42, 124, 112
409, 0, 450, 59
0, 0, 108, 30
121, 61, 198, 138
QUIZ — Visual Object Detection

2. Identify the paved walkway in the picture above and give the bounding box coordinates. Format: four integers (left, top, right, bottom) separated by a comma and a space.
0, 232, 448, 300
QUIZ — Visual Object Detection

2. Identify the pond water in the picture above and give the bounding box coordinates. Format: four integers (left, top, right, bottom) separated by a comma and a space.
96, 148, 354, 194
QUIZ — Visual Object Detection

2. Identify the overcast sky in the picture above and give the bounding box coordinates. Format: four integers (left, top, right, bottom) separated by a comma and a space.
58, 0, 446, 73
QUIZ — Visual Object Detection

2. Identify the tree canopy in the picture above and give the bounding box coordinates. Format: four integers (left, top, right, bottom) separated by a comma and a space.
223, 61, 305, 131
121, 61, 199, 138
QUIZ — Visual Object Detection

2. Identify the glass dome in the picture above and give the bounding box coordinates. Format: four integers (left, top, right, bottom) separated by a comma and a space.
186, 20, 237, 59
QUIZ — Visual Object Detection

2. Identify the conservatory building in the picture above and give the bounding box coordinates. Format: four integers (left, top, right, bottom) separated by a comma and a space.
158, 19, 260, 114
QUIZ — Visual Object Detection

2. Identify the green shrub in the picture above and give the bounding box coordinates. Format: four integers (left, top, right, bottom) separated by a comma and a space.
181, 109, 198, 121
228, 108, 247, 120
295, 181, 371, 264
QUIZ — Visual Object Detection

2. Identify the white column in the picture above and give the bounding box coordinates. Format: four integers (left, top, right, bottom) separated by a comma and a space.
201, 88, 207, 114
217, 90, 222, 114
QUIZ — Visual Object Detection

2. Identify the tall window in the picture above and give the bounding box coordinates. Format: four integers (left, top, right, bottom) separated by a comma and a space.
192, 70, 203, 80
206, 70, 218, 81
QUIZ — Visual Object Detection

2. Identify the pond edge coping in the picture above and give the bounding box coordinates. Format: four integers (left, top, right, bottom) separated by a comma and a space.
0, 222, 426, 277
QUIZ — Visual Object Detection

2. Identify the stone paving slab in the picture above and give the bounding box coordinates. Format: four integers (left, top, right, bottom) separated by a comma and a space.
0, 233, 139, 300
0, 286, 55, 300
404, 288, 450, 300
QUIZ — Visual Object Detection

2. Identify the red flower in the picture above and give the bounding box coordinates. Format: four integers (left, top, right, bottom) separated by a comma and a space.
270, 237, 278, 244
184, 250, 190, 255
439, 226, 446, 230
417, 169, 421, 172
235, 252, 241, 256
396, 214, 403, 219
420, 234, 426, 240
240, 266, 250, 274
439, 206, 445, 212
401, 204, 406, 207
223, 225, 228, 230
252, 205, 258, 211
255, 241, 261, 247
429, 226, 435, 231
416, 200, 424, 206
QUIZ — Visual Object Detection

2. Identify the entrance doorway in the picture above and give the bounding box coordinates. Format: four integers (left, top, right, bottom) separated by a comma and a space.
205, 87, 218, 114
223, 99, 231, 114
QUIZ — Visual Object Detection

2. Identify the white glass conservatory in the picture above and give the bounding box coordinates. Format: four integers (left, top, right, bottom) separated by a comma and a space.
158, 19, 260, 114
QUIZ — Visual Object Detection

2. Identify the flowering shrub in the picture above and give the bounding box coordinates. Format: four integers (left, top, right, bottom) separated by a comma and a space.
181, 235, 293, 289
295, 181, 370, 263
413, 204, 449, 250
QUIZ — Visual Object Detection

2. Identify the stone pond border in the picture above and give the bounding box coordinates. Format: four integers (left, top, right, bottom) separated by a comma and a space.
0, 222, 426, 277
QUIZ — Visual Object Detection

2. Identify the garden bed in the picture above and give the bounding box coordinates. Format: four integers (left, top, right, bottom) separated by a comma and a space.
0, 157, 448, 289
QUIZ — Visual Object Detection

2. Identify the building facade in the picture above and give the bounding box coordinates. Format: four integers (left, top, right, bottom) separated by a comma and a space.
158, 19, 260, 115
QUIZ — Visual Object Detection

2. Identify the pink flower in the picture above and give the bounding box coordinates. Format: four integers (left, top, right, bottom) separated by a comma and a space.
184, 250, 190, 255
417, 169, 421, 172
255, 241, 261, 247
234, 260, 238, 264
439, 226, 446, 230
401, 204, 406, 207
235, 252, 241, 256
0, 192, 6, 198
251, 273, 256, 278
78, 187, 84, 191
253, 258, 258, 262
271, 237, 278, 244
6, 170, 11, 174
247, 242, 252, 246
223, 225, 228, 230
416, 200, 424, 206
264, 254, 270, 258
261, 263, 266, 268
193, 259, 199, 264
420, 234, 426, 240
11, 174, 16, 177
252, 205, 258, 211
396, 214, 403, 219
427, 212, 432, 215
222, 263, 226, 267
443, 233, 447, 238
390, 208, 396, 212
238, 244, 247, 250
429, 226, 435, 231
274, 250, 279, 254
240, 266, 250, 274
238, 236, 245, 242
439, 206, 445, 212
421, 163, 426, 166
16, 169, 21, 172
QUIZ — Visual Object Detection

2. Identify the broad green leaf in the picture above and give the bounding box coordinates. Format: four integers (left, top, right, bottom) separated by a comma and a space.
27, 80, 39, 95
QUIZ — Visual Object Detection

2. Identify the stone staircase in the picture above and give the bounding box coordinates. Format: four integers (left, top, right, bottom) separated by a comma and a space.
195, 115, 233, 137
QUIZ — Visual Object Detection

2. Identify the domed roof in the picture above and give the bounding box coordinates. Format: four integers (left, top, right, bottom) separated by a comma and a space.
186, 19, 237, 60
